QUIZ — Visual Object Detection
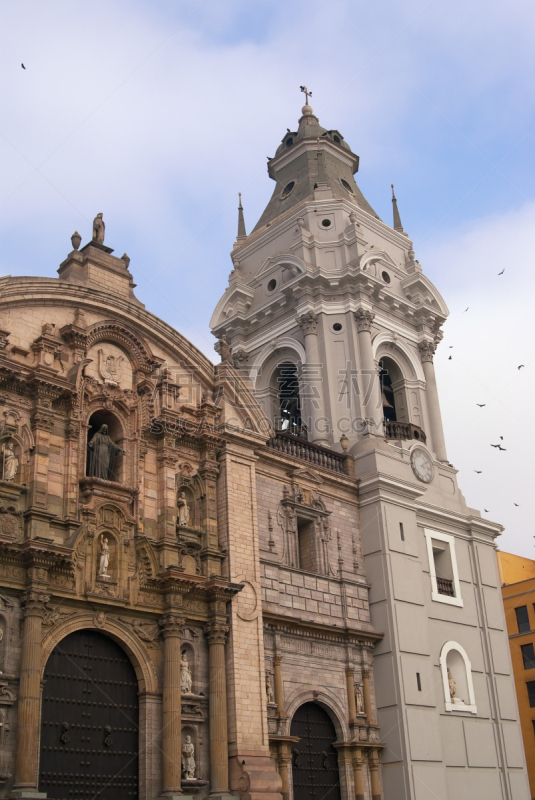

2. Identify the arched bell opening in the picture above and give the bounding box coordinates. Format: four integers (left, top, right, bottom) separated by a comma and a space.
379, 357, 402, 423
86, 410, 126, 483
39, 629, 139, 800
290, 702, 341, 800
273, 362, 305, 438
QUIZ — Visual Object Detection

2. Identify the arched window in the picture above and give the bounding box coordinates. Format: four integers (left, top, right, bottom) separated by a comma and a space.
439, 641, 477, 714
273, 362, 305, 438
86, 410, 125, 483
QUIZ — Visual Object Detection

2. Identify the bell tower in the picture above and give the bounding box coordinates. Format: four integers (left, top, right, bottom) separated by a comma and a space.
211, 97, 530, 799
211, 98, 449, 460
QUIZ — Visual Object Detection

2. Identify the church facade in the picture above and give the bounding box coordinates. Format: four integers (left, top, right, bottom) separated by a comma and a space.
0, 99, 528, 800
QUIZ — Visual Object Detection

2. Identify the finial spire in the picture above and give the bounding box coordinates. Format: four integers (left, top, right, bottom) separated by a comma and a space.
237, 192, 246, 239
391, 184, 404, 232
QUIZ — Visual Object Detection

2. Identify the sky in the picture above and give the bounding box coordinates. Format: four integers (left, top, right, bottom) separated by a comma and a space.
0, 0, 534, 558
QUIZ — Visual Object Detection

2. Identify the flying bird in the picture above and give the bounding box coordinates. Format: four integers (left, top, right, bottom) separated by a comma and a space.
449, 346, 454, 348
498, 269, 505, 275
514, 503, 520, 507
484, 509, 489, 512
464, 307, 469, 312
490, 444, 506, 451
448, 356, 453, 360
474, 470, 482, 474
499, 436, 503, 440
476, 403, 486, 407
518, 365, 525, 370
21, 63, 26, 69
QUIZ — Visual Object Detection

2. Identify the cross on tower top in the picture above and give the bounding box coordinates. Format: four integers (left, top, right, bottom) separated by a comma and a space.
300, 85, 312, 105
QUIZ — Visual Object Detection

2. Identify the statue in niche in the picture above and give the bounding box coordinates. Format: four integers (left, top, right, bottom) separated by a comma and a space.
447, 667, 461, 702
180, 651, 193, 694
98, 535, 111, 578
354, 683, 364, 714
177, 492, 191, 527
182, 735, 196, 780
92, 213, 105, 244
266, 672, 274, 704
1, 442, 18, 482
88, 424, 125, 481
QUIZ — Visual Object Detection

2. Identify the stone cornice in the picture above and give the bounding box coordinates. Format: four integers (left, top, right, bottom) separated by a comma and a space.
263, 613, 381, 644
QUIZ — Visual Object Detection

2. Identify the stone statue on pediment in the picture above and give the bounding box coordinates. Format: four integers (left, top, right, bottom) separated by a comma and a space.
177, 492, 190, 527
1, 441, 18, 482
182, 735, 195, 779
92, 213, 105, 244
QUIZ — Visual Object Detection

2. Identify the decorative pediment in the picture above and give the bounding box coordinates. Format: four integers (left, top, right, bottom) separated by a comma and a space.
401, 273, 449, 316
286, 467, 322, 485
86, 320, 161, 377
252, 254, 306, 284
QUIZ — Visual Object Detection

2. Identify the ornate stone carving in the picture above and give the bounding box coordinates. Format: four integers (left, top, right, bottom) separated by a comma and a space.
215, 334, 231, 362
20, 591, 50, 618
42, 607, 78, 629
119, 617, 160, 646
297, 311, 319, 336
354, 308, 375, 333
266, 671, 275, 704
159, 612, 185, 638
354, 683, 364, 714
98, 349, 125, 386
418, 340, 436, 363
0, 507, 23, 541
204, 620, 229, 644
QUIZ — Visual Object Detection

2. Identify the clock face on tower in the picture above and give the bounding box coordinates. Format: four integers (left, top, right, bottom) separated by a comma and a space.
410, 446, 434, 483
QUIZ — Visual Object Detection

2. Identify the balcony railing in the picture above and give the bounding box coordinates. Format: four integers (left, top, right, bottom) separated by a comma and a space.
385, 421, 426, 443
266, 431, 346, 474
436, 577, 455, 597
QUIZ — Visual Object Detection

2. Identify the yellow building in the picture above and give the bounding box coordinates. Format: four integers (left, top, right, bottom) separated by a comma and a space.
499, 551, 535, 798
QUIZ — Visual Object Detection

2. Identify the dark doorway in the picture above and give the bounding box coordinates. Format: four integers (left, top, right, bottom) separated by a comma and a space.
290, 702, 341, 800
39, 630, 139, 800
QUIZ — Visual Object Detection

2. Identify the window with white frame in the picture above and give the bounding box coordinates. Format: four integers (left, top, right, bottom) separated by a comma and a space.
439, 641, 477, 714
424, 528, 463, 607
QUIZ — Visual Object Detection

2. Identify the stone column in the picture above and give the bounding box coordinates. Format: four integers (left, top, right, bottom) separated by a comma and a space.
345, 667, 357, 724
352, 748, 365, 800
273, 655, 287, 718
13, 590, 50, 796
368, 750, 382, 800
362, 668, 375, 725
297, 312, 329, 446
159, 611, 185, 798
205, 619, 231, 798
277, 747, 292, 800
418, 341, 448, 463
354, 309, 382, 437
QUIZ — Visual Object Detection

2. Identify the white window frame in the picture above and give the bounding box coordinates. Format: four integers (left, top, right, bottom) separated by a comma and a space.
439, 641, 477, 714
424, 528, 463, 607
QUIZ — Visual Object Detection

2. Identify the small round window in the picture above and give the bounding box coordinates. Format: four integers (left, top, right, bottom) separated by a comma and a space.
333, 135, 341, 143
382, 271, 391, 284
321, 218, 332, 228
267, 279, 277, 292
340, 179, 354, 194
281, 181, 295, 199
333, 322, 343, 332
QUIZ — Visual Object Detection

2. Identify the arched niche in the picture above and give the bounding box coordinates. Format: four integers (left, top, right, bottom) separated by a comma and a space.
375, 346, 423, 430
86, 409, 126, 483
439, 641, 477, 714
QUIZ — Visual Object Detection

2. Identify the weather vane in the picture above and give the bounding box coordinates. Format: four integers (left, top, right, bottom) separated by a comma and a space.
300, 85, 312, 104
